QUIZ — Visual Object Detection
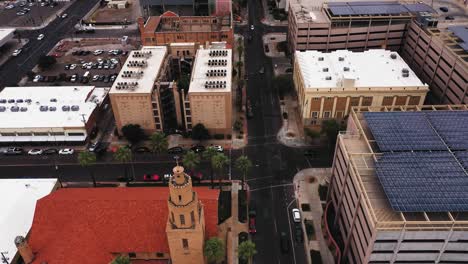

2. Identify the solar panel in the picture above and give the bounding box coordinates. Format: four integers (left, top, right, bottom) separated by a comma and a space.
447, 26, 468, 52
364, 112, 446, 151
403, 3, 435, 13
426, 111, 468, 150
455, 151, 468, 170
375, 152, 468, 212
328, 1, 434, 16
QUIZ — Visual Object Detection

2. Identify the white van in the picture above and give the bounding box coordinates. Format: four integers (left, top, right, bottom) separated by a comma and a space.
83, 71, 90, 78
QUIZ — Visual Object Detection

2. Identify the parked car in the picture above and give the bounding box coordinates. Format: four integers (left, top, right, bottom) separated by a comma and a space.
4, 147, 24, 155
43, 148, 58, 155
59, 148, 74, 155
28, 149, 43, 155
191, 145, 205, 153
209, 145, 224, 152
250, 24, 254, 30
5, 5, 15, 9
92, 75, 100, 81
292, 208, 301, 223
37, 34, 45, 40
88, 142, 100, 152
70, 74, 78, 82
143, 173, 161, 181
446, 16, 455, 20
16, 11, 25, 16
280, 232, 290, 253
439, 6, 448, 12
167, 146, 184, 154
69, 64, 77, 70
249, 217, 256, 234
61, 13, 68, 18
33, 75, 42, 82
12, 49, 22, 56
93, 49, 104, 56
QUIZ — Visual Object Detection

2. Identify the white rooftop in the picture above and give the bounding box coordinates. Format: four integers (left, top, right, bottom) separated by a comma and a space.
110, 46, 167, 94
0, 178, 57, 262
188, 48, 232, 93
0, 86, 107, 129
295, 49, 428, 89
0, 28, 15, 47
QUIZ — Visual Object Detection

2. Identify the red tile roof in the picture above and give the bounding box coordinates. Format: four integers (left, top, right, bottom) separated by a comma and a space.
28, 187, 219, 264
161, 11, 179, 17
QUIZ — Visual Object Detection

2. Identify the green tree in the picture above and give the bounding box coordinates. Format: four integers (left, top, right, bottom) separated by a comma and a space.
235, 155, 252, 190
183, 150, 200, 172
236, 61, 244, 79
272, 75, 293, 96
111, 255, 130, 264
113, 146, 133, 182
212, 153, 229, 189
177, 74, 190, 91
37, 55, 57, 70
149, 132, 168, 154
192, 123, 210, 141
78, 151, 97, 187
204, 237, 225, 264
203, 147, 218, 188
121, 124, 146, 145
304, 127, 321, 144
321, 119, 340, 148
237, 38, 244, 61
238, 240, 257, 262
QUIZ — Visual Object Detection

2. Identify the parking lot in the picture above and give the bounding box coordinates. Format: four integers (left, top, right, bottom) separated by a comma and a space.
28, 38, 139, 87
0, 0, 68, 27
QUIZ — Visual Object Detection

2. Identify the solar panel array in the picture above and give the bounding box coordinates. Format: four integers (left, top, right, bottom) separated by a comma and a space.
375, 152, 468, 212
364, 111, 468, 212
364, 112, 446, 151
447, 26, 468, 52
328, 1, 435, 16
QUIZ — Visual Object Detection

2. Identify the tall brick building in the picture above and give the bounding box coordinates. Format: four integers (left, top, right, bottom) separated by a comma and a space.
138, 11, 233, 47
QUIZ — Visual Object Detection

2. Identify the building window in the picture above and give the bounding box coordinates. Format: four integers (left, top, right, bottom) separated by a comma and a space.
362, 96, 373, 106
156, 252, 164, 258
128, 252, 136, 258
68, 132, 85, 136
186, 50, 190, 55
323, 111, 331, 118
190, 211, 195, 224
178, 195, 182, 202
312, 97, 320, 101
156, 124, 161, 130
182, 239, 189, 249
187, 124, 192, 129
310, 120, 317, 125
171, 212, 174, 222
187, 117, 192, 122
180, 214, 185, 225
311, 111, 319, 118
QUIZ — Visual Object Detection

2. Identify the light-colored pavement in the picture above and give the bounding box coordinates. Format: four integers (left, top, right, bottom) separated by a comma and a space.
277, 95, 311, 148
262, 33, 286, 57
260, 0, 288, 26
294, 168, 335, 264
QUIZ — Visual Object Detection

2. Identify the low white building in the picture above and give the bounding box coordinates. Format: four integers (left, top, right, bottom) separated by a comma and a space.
0, 28, 15, 48
0, 178, 58, 264
0, 86, 108, 143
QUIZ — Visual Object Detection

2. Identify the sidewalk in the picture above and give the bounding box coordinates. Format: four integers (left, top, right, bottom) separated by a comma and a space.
294, 168, 335, 264
260, 0, 288, 26
218, 181, 249, 264
277, 95, 310, 148
262, 33, 286, 58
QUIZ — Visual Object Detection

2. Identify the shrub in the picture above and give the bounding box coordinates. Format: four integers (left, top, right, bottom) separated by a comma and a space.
213, 134, 224, 140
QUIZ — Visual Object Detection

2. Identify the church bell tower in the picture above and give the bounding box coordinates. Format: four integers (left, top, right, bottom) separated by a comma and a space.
166, 165, 206, 264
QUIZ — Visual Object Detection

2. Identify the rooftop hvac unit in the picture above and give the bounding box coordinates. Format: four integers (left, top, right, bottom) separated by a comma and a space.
325, 76, 332, 80
49, 106, 56, 111
318, 57, 324, 61
8, 99, 15, 103
402, 72, 409, 78
62, 105, 70, 111
71, 105, 80, 111
338, 57, 344, 61
11, 106, 19, 112
0, 99, 5, 103
50, 98, 57, 102
343, 67, 350, 71
39, 106, 48, 112
25, 99, 32, 104
16, 99, 23, 103
402, 68, 409, 74
20, 107, 27, 112
390, 53, 397, 59
0, 106, 5, 112
323, 68, 329, 72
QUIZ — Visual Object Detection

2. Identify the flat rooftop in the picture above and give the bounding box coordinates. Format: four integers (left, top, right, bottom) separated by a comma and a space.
0, 28, 15, 47
341, 105, 468, 226
0, 178, 57, 263
326, 1, 434, 17
110, 46, 167, 94
0, 86, 107, 129
188, 47, 232, 93
295, 49, 428, 90
427, 24, 468, 62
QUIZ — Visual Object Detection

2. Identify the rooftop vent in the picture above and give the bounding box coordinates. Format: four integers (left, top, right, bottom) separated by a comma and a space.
71, 105, 80, 111
343, 67, 350, 71
325, 76, 332, 80
338, 57, 344, 61
62, 105, 70, 111
322, 67, 329, 72
390, 53, 397, 59
402, 72, 409, 78
50, 98, 57, 102
318, 57, 324, 61
11, 106, 19, 112
402, 68, 409, 74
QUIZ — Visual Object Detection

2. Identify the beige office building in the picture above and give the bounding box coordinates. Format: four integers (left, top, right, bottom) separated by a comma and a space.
109, 46, 171, 134
184, 47, 232, 135
327, 105, 468, 264
402, 21, 468, 104
287, 0, 436, 54
293, 49, 428, 128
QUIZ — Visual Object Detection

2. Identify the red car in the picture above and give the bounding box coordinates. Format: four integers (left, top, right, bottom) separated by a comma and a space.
143, 173, 161, 181
249, 217, 256, 234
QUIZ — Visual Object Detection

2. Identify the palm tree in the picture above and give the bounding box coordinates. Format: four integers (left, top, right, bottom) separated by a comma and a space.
235, 155, 252, 190
111, 255, 130, 264
182, 150, 200, 173
78, 151, 97, 187
237, 38, 244, 61
204, 237, 225, 264
238, 240, 257, 263
203, 147, 218, 188
149, 132, 168, 154
212, 153, 229, 189
113, 146, 133, 183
